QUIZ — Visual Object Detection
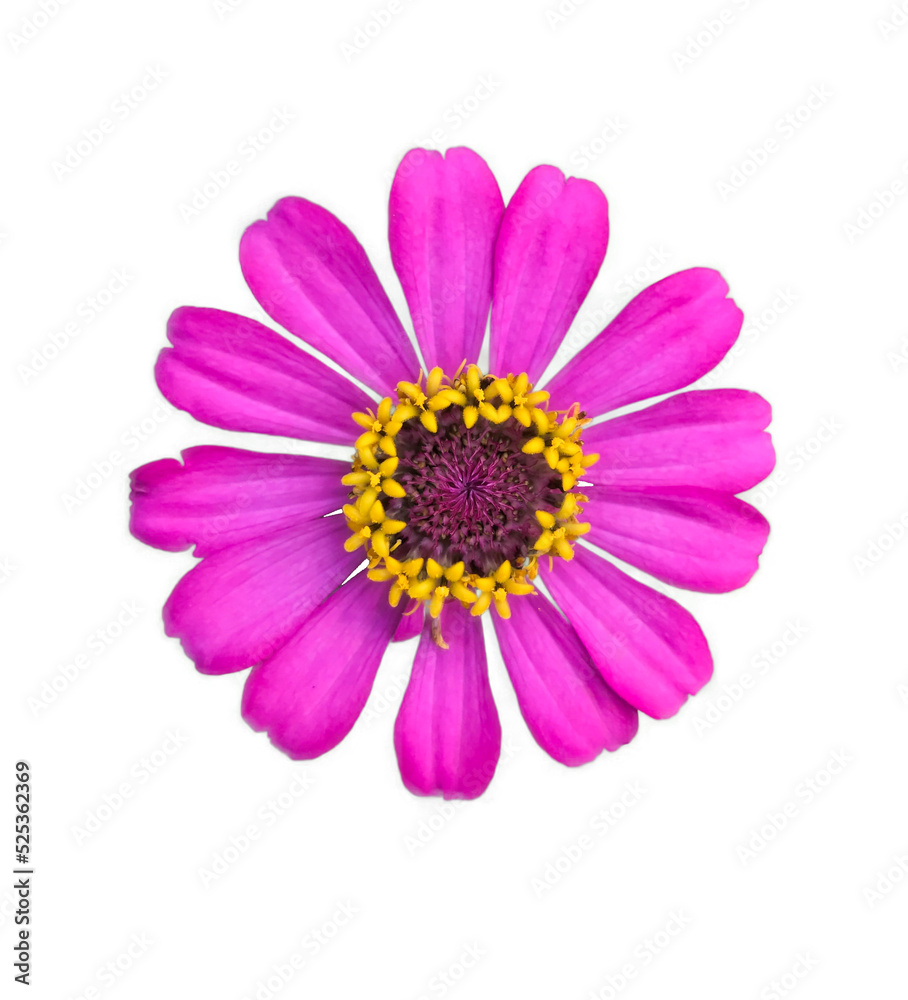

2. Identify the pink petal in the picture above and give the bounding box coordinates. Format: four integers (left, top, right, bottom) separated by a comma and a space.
163, 514, 360, 675
239, 197, 419, 395
392, 604, 424, 642
489, 165, 608, 383
156, 307, 370, 445
389, 147, 504, 373
544, 545, 713, 719
545, 268, 743, 417
584, 487, 770, 593
241, 571, 403, 760
492, 592, 638, 766
583, 389, 775, 493
394, 602, 501, 799
130, 446, 348, 557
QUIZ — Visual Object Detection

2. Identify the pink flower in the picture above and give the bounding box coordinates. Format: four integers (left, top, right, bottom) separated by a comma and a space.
130, 147, 774, 799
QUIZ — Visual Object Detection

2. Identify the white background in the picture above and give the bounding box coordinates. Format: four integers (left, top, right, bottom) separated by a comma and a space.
4, 0, 908, 997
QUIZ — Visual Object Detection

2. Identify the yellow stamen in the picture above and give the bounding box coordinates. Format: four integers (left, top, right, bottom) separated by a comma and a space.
536, 510, 556, 529
404, 558, 424, 577
558, 494, 577, 519
535, 529, 554, 552
438, 388, 467, 406
470, 592, 493, 617
429, 585, 449, 619
450, 582, 477, 603
407, 578, 434, 601
444, 562, 465, 582
382, 479, 406, 499
393, 403, 418, 423
372, 531, 390, 558
492, 379, 513, 403
342, 503, 364, 523
355, 430, 380, 450
512, 405, 532, 427
426, 366, 444, 397
352, 411, 375, 430
357, 447, 378, 469
531, 408, 550, 434
357, 488, 378, 515
492, 588, 511, 619
522, 437, 546, 455
494, 560, 512, 584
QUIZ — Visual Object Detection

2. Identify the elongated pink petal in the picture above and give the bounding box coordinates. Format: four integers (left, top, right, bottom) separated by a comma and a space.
545, 545, 712, 719
390, 147, 503, 373
394, 603, 501, 799
129, 446, 348, 557
156, 307, 370, 445
545, 268, 743, 416
584, 487, 770, 593
240, 197, 419, 395
583, 389, 775, 492
163, 514, 360, 675
493, 592, 638, 766
241, 571, 403, 760
489, 165, 608, 383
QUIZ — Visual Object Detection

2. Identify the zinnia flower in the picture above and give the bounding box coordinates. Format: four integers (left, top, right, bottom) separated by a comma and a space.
130, 147, 774, 799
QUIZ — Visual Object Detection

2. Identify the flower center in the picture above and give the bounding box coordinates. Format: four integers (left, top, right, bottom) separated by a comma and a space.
342, 365, 597, 638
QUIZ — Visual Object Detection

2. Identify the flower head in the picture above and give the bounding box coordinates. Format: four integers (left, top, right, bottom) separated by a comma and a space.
130, 147, 774, 798
343, 363, 595, 630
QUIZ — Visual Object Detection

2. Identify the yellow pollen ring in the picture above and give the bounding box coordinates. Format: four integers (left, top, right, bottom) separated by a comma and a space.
341, 366, 597, 641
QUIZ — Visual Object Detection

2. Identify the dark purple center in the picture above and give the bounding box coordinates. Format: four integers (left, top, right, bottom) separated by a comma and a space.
386, 407, 563, 575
